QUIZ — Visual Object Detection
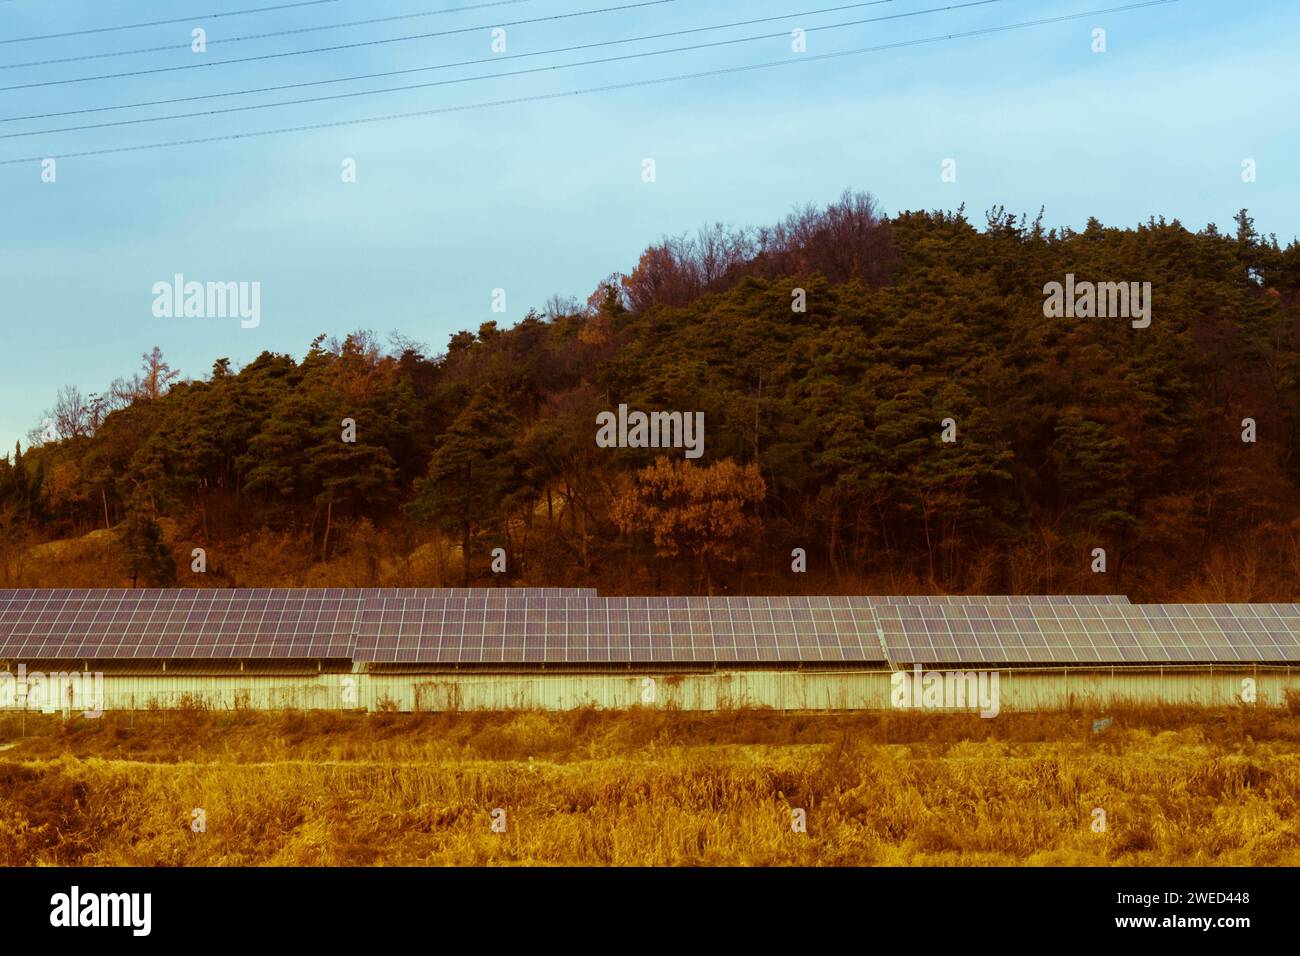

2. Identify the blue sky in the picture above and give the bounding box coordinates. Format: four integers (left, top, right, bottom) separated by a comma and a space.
0, 0, 1295, 453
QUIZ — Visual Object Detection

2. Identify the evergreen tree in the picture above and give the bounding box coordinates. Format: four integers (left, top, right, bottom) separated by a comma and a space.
406, 386, 527, 585
118, 502, 176, 587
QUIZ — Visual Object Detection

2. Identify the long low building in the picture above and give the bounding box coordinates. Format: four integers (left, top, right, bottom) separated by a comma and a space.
1, 588, 1297, 713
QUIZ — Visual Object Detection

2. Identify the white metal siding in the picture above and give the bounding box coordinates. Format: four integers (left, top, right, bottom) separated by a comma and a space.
3, 667, 1294, 713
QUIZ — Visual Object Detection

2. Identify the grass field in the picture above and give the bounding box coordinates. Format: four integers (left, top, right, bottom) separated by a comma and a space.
2, 706, 1299, 866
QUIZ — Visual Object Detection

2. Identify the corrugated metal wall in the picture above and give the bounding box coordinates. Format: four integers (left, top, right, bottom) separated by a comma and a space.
3, 666, 1296, 713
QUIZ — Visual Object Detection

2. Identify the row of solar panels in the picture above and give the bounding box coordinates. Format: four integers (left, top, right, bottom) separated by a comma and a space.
0, 587, 595, 602
874, 603, 1300, 665
1, 589, 1298, 666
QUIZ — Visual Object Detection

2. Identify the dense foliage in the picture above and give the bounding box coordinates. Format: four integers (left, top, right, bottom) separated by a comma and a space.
5, 193, 1300, 599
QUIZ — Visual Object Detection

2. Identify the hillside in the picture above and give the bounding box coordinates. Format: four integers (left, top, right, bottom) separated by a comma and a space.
4, 192, 1300, 599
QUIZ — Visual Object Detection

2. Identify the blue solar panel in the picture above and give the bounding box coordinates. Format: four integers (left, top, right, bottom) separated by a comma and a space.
0, 588, 592, 659
876, 601, 1300, 665
351, 594, 882, 664
2, 589, 1296, 666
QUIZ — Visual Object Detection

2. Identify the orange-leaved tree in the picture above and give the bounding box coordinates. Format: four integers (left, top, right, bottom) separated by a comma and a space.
611, 457, 765, 593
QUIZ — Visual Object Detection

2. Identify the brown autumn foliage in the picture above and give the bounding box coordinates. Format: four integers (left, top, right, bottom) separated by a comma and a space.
612, 457, 766, 592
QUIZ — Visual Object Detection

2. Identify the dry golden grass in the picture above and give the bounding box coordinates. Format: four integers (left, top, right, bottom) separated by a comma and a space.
2, 707, 1299, 866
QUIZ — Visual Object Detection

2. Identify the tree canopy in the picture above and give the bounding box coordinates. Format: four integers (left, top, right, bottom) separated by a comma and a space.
6, 193, 1300, 600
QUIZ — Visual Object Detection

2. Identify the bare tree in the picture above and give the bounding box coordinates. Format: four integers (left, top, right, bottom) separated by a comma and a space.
107, 374, 144, 409
387, 330, 430, 359
696, 221, 755, 286
52, 385, 91, 439
617, 191, 893, 313
544, 293, 582, 319
327, 329, 383, 365
140, 346, 179, 400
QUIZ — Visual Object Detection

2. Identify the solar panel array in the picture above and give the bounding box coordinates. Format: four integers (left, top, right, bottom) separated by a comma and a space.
0, 588, 591, 660
871, 594, 1129, 605
877, 601, 1300, 665
353, 595, 881, 664
2, 589, 1298, 666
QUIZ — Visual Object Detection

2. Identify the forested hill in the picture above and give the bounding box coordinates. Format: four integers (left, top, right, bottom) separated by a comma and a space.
4, 192, 1300, 599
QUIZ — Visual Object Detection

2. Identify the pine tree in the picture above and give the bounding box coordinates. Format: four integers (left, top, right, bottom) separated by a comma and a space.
118, 502, 176, 587
406, 386, 527, 585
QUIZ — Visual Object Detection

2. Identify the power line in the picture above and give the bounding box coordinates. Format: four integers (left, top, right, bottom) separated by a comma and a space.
6, 0, 982, 137
0, 1, 347, 45
0, 1, 1179, 168
0, 0, 899, 124
0, 0, 673, 73
3, 0, 540, 52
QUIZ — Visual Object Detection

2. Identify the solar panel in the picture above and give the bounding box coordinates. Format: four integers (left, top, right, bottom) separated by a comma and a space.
0, 588, 592, 660
352, 594, 885, 665
871, 594, 1129, 605
876, 601, 1300, 665
4, 589, 1298, 666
